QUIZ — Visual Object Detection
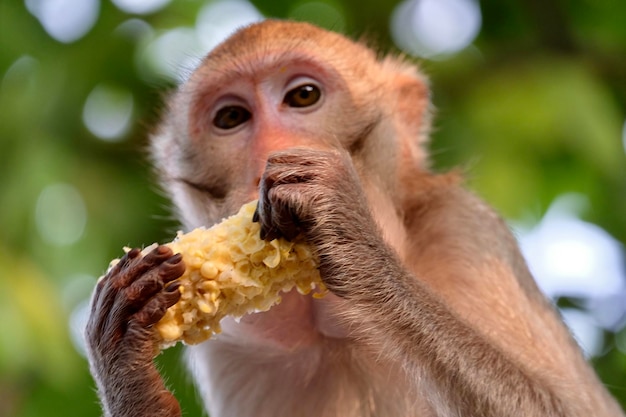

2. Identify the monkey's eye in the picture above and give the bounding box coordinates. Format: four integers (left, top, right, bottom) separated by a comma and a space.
283, 84, 321, 108
213, 105, 252, 130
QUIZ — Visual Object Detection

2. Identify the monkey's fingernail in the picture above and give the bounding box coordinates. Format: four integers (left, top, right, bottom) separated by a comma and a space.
263, 228, 279, 241
156, 245, 171, 254
165, 282, 180, 292
284, 226, 300, 241
166, 253, 183, 264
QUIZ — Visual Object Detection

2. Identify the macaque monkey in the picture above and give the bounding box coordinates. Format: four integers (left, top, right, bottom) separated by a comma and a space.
85, 20, 625, 417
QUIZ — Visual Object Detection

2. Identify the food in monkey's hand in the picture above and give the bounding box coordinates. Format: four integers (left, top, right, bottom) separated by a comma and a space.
107, 201, 324, 349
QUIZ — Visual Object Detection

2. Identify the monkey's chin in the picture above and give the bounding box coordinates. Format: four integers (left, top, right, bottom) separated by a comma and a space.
217, 289, 348, 350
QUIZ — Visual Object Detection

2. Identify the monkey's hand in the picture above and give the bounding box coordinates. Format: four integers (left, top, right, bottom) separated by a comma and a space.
256, 148, 389, 296
256, 148, 583, 416
85, 246, 184, 417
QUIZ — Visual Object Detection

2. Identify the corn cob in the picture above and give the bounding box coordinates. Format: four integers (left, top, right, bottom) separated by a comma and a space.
111, 201, 324, 349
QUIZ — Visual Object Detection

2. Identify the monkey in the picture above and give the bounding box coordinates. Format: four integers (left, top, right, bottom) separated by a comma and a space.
84, 20, 625, 417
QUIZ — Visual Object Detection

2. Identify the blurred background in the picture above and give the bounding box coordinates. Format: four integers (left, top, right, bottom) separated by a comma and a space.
1, 0, 625, 415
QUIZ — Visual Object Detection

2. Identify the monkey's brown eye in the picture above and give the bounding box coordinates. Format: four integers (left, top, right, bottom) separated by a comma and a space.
283, 84, 321, 108
213, 105, 251, 130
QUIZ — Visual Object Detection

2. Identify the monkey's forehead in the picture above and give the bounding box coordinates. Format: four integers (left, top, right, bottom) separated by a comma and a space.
187, 50, 343, 92
197, 20, 377, 76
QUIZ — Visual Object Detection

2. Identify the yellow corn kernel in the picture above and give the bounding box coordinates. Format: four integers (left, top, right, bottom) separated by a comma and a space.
114, 201, 325, 349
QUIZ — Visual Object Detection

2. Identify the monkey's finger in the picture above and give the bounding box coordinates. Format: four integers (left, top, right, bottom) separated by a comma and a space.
268, 188, 302, 241
266, 148, 331, 166
90, 249, 182, 339
99, 246, 174, 298
125, 275, 162, 307
113, 252, 181, 316
257, 201, 284, 241
91, 249, 145, 329
259, 223, 280, 241
124, 253, 184, 307
257, 166, 306, 239
257, 181, 284, 241
259, 185, 306, 241
263, 161, 317, 186
92, 248, 142, 307
94, 246, 169, 313
257, 176, 275, 237
263, 150, 326, 189
252, 204, 260, 223
267, 148, 346, 177
159, 253, 185, 283
133, 283, 181, 327
113, 245, 175, 290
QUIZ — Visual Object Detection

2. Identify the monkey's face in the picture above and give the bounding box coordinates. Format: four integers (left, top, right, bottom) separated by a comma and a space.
146, 20, 429, 350
151, 21, 428, 233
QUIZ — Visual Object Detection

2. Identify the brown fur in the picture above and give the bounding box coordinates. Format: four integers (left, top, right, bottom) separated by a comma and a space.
85, 20, 625, 417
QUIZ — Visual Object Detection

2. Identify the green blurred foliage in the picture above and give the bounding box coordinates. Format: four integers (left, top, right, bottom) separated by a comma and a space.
0, 1, 625, 416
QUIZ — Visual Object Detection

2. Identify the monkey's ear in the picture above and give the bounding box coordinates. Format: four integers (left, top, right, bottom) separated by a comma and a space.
399, 77, 430, 136
381, 56, 432, 163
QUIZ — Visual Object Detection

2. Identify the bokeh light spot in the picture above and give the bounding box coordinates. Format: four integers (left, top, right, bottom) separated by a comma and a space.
517, 194, 626, 356
391, 0, 481, 59
520, 195, 625, 300
622, 119, 626, 154
139, 27, 202, 82
136, 0, 262, 82
1, 56, 39, 92
64, 274, 99, 357
561, 308, 604, 358
83, 84, 134, 141
35, 184, 87, 246
196, 0, 264, 54
114, 18, 153, 41
69, 298, 91, 357
112, 0, 171, 14
26, 0, 100, 43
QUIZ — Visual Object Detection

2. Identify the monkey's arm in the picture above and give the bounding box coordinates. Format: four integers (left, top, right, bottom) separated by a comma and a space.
255, 147, 621, 417
85, 246, 184, 417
